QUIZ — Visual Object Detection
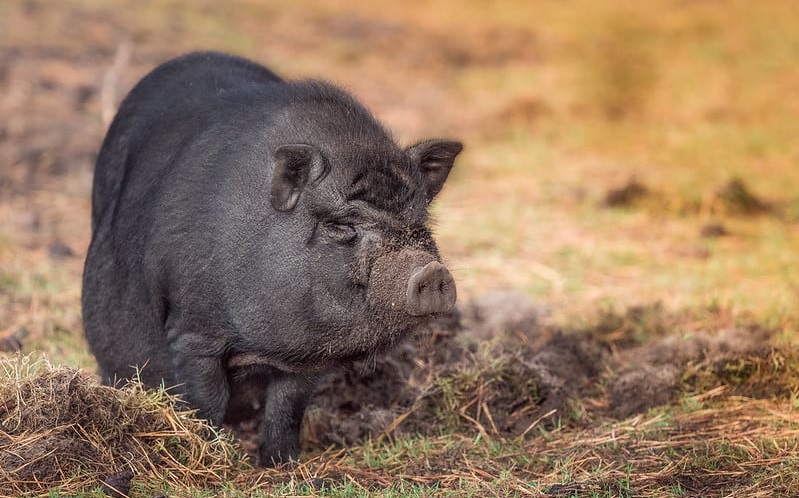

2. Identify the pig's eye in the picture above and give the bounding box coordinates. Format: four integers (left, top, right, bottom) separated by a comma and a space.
323, 222, 358, 244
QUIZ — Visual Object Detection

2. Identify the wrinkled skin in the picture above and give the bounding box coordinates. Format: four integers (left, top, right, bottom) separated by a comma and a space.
81, 52, 462, 466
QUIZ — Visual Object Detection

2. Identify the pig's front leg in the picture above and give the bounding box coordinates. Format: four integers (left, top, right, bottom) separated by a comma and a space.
259, 371, 319, 467
166, 326, 230, 425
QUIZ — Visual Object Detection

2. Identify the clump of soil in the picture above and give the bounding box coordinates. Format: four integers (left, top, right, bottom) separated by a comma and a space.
716, 178, 771, 215
0, 327, 26, 352
608, 363, 681, 418
303, 338, 432, 448
0, 355, 246, 497
602, 177, 649, 207
682, 339, 799, 399
700, 222, 729, 238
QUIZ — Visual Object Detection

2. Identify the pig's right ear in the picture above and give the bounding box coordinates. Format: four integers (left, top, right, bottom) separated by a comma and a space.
270, 144, 325, 211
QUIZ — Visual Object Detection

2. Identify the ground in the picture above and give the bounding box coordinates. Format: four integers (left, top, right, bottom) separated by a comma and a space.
1, 1, 799, 497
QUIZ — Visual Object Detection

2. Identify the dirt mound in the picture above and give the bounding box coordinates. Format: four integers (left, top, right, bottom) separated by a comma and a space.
286, 291, 610, 448
0, 355, 247, 497
602, 177, 650, 208
608, 325, 776, 417
404, 330, 606, 436
716, 178, 772, 215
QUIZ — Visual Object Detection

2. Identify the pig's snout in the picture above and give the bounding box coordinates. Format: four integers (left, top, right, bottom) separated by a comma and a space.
367, 250, 457, 317
406, 261, 456, 316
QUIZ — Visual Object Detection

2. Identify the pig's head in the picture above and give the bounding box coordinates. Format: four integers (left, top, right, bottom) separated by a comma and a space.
253, 88, 462, 368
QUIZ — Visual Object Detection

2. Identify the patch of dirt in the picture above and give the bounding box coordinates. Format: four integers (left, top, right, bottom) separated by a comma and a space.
229, 298, 784, 457
609, 364, 681, 418
2, 299, 790, 492
607, 325, 776, 417
224, 291, 611, 451
4, 283, 786, 473
297, 291, 610, 446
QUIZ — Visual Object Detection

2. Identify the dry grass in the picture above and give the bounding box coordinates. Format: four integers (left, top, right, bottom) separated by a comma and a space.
531, 399, 799, 496
230, 398, 799, 497
0, 355, 248, 497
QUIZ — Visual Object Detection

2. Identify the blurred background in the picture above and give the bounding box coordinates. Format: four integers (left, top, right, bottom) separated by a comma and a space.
1, 0, 798, 363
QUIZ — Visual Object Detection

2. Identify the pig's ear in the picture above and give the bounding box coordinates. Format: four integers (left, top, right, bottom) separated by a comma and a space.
271, 144, 325, 211
406, 140, 463, 201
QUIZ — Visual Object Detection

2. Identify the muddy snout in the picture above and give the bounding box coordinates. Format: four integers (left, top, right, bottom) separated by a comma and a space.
368, 250, 457, 316
406, 261, 456, 315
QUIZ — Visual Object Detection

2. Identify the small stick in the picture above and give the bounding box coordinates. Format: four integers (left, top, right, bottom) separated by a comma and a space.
519, 408, 557, 438
101, 39, 133, 128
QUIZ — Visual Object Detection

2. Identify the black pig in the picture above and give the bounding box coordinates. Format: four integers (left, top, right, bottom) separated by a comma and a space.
81, 52, 462, 466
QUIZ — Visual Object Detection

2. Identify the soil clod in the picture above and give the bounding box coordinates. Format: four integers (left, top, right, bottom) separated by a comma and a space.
100, 470, 134, 498
602, 178, 649, 207
716, 178, 771, 215
700, 222, 728, 238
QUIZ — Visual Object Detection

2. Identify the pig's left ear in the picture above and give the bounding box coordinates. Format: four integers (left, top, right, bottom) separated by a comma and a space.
271, 144, 326, 211
406, 140, 463, 201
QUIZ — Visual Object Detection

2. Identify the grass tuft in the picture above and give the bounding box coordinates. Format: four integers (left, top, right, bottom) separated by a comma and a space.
421, 345, 541, 436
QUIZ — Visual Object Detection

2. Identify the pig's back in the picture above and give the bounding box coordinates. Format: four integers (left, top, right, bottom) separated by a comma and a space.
90, 51, 283, 231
